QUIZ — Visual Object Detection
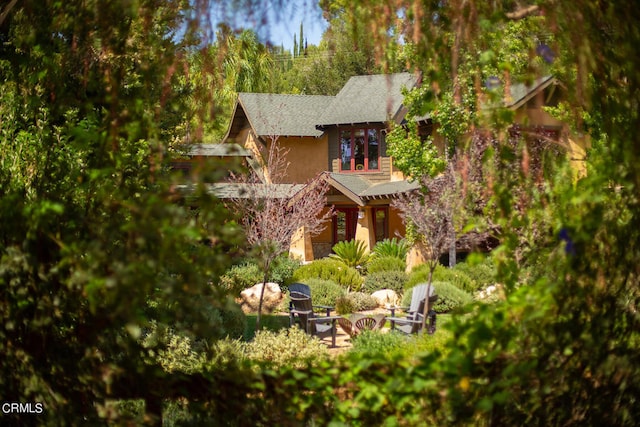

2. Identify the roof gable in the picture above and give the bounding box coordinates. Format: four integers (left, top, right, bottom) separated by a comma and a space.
507, 75, 555, 109
233, 93, 334, 138
317, 73, 420, 128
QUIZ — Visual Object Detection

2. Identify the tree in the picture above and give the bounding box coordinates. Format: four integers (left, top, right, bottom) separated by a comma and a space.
227, 139, 332, 330
0, 0, 247, 424
393, 164, 462, 330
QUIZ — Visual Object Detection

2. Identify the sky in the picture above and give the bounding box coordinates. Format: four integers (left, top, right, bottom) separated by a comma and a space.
210, 0, 328, 52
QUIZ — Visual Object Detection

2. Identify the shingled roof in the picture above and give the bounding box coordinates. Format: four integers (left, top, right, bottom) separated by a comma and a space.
316, 73, 420, 128
326, 172, 419, 206
227, 93, 334, 138
507, 75, 555, 109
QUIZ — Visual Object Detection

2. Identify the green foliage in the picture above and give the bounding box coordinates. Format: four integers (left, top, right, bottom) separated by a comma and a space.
303, 278, 347, 307
334, 295, 357, 315
348, 329, 408, 358
220, 255, 300, 295
366, 255, 406, 274
402, 281, 472, 313
362, 270, 408, 294
292, 258, 363, 290
453, 256, 496, 289
372, 238, 410, 260
0, 1, 248, 423
219, 262, 263, 295
386, 121, 447, 179
408, 263, 478, 293
329, 239, 370, 269
244, 327, 329, 369
348, 292, 380, 311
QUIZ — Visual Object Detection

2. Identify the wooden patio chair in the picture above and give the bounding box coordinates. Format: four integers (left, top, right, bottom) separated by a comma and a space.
289, 293, 339, 347
388, 284, 438, 334
288, 283, 333, 329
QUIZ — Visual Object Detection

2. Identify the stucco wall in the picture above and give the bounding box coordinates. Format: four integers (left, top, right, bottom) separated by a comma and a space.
277, 135, 329, 184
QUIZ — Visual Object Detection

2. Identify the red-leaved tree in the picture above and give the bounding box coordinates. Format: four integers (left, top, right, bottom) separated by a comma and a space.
228, 138, 332, 330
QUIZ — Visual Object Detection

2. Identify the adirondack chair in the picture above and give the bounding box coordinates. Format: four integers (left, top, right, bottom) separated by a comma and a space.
388, 283, 438, 334
289, 292, 339, 347
288, 283, 333, 330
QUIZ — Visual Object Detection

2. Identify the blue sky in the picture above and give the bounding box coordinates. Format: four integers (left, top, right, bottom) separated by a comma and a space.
210, 1, 328, 52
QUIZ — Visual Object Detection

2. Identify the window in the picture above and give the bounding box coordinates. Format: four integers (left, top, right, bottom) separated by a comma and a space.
340, 128, 380, 171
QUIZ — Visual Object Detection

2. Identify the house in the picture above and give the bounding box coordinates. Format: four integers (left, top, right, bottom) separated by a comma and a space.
177, 72, 588, 263
222, 73, 424, 261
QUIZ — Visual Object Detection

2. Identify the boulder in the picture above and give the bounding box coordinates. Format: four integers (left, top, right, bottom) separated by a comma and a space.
371, 289, 400, 308
239, 282, 283, 314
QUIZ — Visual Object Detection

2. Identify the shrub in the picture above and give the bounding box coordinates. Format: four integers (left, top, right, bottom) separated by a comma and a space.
304, 278, 346, 307
270, 255, 301, 286
366, 255, 406, 274
219, 262, 262, 295
407, 264, 478, 293
402, 281, 472, 313
292, 258, 363, 290
347, 292, 379, 311
244, 327, 329, 369
329, 239, 370, 269
372, 238, 409, 260
362, 270, 408, 294
334, 295, 356, 315
220, 256, 301, 296
453, 257, 496, 288
348, 329, 408, 358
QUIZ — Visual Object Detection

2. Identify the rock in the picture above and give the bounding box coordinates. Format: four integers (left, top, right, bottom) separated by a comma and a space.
239, 282, 283, 314
371, 289, 400, 308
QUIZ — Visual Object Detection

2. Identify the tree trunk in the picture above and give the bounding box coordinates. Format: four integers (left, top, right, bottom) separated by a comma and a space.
255, 261, 271, 331
449, 229, 457, 267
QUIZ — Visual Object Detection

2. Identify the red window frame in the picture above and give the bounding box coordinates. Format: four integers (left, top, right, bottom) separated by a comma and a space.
339, 127, 381, 172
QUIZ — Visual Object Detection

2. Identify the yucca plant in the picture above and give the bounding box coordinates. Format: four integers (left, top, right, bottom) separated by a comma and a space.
372, 238, 409, 260
330, 239, 370, 269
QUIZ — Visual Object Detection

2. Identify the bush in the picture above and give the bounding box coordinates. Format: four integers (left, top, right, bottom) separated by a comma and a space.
348, 292, 379, 311
330, 239, 370, 269
366, 255, 406, 273
453, 256, 496, 288
219, 262, 262, 295
292, 258, 363, 290
244, 327, 329, 369
220, 256, 301, 296
270, 255, 301, 287
362, 270, 408, 294
304, 278, 346, 307
334, 295, 356, 315
348, 329, 409, 358
372, 238, 409, 260
408, 264, 478, 293
402, 281, 473, 313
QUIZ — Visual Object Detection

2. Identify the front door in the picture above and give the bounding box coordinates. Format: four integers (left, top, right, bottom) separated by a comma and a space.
333, 208, 358, 243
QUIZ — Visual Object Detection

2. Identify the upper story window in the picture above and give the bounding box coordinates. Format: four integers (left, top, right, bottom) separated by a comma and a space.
340, 128, 380, 172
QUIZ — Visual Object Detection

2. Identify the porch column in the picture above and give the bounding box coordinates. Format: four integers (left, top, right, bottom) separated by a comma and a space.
289, 226, 314, 262
354, 206, 375, 253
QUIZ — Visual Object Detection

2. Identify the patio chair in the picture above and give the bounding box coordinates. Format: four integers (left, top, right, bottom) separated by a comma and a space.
289, 293, 339, 347
388, 283, 438, 334
288, 283, 333, 329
